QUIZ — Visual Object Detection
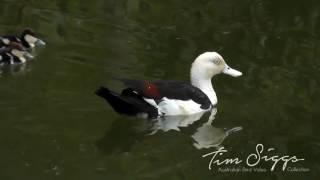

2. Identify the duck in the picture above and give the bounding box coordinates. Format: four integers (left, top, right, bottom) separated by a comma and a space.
0, 28, 46, 49
96, 52, 242, 118
0, 42, 34, 65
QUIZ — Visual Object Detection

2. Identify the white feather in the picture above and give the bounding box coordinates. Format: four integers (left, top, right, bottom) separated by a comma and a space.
144, 97, 209, 116
1, 38, 10, 45
143, 98, 158, 107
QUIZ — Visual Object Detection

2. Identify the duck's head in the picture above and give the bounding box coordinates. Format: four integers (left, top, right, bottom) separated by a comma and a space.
21, 28, 46, 48
8, 42, 34, 62
191, 52, 242, 80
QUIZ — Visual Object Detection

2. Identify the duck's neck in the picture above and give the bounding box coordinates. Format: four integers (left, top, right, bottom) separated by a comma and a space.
191, 77, 217, 105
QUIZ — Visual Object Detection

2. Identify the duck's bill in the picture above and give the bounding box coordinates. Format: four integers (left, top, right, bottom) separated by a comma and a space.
223, 65, 242, 77
35, 39, 46, 46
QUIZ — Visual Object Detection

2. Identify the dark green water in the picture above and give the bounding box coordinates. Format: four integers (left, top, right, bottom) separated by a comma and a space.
0, 0, 319, 179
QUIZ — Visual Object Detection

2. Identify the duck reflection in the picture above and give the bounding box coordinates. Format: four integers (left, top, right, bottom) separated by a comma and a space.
191, 116, 243, 149
0, 63, 28, 76
151, 108, 242, 149
192, 125, 243, 149
148, 111, 207, 134
96, 117, 149, 154
191, 108, 243, 149
97, 108, 242, 154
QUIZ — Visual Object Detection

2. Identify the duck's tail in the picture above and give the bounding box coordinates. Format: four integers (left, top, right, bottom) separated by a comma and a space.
95, 86, 158, 118
95, 86, 112, 99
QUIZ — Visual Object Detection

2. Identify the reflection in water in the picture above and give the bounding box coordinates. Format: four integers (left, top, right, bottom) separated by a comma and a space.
1, 0, 318, 179
192, 124, 243, 149
97, 108, 242, 154
191, 108, 242, 149
0, 63, 29, 76
149, 111, 206, 134
96, 117, 149, 154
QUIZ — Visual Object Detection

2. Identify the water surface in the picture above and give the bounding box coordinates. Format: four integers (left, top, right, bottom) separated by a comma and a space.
0, 0, 319, 179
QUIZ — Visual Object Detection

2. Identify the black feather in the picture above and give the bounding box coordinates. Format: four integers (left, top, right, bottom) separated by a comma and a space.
95, 86, 158, 118
117, 79, 212, 109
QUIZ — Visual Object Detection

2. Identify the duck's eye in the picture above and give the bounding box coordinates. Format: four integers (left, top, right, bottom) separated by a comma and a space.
212, 58, 222, 65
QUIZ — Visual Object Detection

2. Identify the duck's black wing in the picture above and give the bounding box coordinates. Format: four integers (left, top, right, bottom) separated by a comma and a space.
96, 87, 158, 118
117, 79, 212, 109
